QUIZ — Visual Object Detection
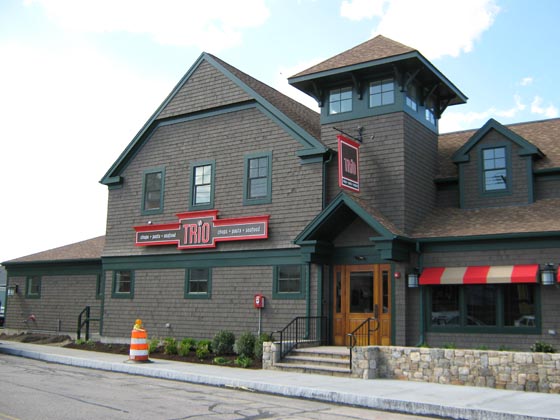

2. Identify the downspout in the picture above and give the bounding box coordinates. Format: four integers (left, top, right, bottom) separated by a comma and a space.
415, 241, 425, 347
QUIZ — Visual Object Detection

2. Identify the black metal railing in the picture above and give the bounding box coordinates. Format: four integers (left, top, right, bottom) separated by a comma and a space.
275, 316, 328, 360
347, 317, 380, 365
77, 306, 100, 341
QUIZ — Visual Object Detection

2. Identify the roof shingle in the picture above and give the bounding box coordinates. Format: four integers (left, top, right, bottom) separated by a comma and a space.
4, 236, 105, 264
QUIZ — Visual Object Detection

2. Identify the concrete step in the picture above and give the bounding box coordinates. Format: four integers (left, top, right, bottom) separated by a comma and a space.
274, 362, 352, 377
275, 346, 352, 377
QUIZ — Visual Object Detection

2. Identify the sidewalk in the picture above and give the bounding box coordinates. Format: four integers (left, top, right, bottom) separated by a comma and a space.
1, 341, 559, 420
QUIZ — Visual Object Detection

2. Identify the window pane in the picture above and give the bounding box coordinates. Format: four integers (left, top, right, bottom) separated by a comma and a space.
28, 276, 40, 296
329, 87, 352, 114
248, 156, 269, 199
144, 172, 162, 210
278, 265, 301, 293
485, 169, 507, 190
382, 270, 389, 314
349, 271, 373, 313
335, 271, 342, 313
116, 271, 131, 293
369, 79, 394, 107
188, 268, 209, 294
466, 285, 496, 326
504, 284, 536, 327
431, 285, 459, 326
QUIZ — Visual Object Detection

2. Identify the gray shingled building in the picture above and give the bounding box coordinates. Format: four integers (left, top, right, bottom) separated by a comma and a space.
3, 36, 560, 351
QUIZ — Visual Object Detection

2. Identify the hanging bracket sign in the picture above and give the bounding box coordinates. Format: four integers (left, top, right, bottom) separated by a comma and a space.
337, 134, 360, 192
134, 210, 269, 249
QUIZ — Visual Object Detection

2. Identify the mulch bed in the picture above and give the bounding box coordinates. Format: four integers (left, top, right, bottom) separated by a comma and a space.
0, 333, 261, 369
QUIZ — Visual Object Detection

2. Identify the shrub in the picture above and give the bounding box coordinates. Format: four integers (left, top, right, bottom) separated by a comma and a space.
442, 343, 456, 349
234, 331, 256, 358
235, 355, 252, 368
163, 337, 178, 355
212, 330, 235, 356
254, 332, 272, 360
75, 338, 86, 346
196, 341, 211, 360
178, 338, 196, 356
213, 356, 232, 366
531, 341, 556, 353
148, 338, 160, 354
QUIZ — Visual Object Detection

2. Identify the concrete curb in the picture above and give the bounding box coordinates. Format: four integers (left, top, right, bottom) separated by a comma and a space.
1, 345, 557, 420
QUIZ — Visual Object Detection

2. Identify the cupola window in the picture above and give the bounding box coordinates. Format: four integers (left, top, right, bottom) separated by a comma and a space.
329, 87, 353, 114
369, 78, 394, 107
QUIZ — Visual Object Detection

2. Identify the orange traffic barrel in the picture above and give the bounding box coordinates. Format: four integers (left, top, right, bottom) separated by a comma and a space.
129, 319, 149, 362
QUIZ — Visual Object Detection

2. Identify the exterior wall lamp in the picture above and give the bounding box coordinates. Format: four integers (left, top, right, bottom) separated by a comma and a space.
540, 263, 556, 285
7, 285, 18, 296
407, 270, 420, 288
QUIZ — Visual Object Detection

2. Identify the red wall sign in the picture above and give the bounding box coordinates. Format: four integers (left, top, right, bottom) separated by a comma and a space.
134, 210, 269, 249
337, 135, 360, 192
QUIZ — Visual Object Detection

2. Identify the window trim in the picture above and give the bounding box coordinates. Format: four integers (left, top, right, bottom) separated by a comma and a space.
141, 167, 165, 215
112, 270, 134, 299
328, 86, 353, 115
184, 267, 212, 299
479, 144, 512, 195
25, 276, 41, 298
243, 151, 272, 205
425, 283, 540, 334
189, 160, 215, 211
273, 265, 305, 299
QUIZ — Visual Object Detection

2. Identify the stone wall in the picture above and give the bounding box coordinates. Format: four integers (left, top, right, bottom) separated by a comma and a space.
352, 346, 560, 394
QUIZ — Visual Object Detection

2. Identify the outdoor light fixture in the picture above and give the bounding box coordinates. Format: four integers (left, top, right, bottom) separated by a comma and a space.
407, 270, 420, 288
540, 263, 556, 286
7, 285, 18, 296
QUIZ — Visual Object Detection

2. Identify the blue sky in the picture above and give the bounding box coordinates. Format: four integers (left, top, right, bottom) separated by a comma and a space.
1, 0, 559, 262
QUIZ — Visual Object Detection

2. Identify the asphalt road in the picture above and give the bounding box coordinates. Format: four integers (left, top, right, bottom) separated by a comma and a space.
0, 354, 434, 420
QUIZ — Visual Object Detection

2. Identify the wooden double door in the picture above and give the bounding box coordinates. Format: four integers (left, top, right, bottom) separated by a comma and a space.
333, 264, 391, 346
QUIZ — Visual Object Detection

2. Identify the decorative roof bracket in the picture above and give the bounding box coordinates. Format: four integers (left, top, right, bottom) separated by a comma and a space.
350, 73, 363, 100
403, 68, 421, 92
310, 81, 324, 107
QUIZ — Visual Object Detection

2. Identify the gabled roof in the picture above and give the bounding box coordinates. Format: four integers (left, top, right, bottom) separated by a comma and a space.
438, 118, 560, 179
452, 118, 544, 164
295, 192, 403, 245
100, 53, 326, 186
3, 236, 105, 265
288, 35, 467, 108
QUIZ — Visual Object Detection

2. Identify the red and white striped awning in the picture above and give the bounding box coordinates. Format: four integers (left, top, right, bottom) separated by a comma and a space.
419, 265, 539, 285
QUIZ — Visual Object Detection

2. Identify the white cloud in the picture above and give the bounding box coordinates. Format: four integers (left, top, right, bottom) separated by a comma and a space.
530, 96, 559, 118
439, 95, 528, 133
519, 77, 533, 86
25, 0, 270, 52
341, 0, 385, 20
340, 0, 500, 59
0, 39, 172, 261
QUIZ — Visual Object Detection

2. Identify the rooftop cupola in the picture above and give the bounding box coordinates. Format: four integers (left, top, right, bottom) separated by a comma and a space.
288, 35, 467, 131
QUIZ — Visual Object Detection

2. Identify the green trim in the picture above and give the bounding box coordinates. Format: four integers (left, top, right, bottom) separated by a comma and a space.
141, 166, 165, 215
4, 261, 101, 277
294, 192, 396, 245
189, 160, 215, 211
425, 283, 541, 335
452, 118, 543, 164
99, 271, 106, 335
243, 151, 272, 205
288, 51, 467, 106
526, 157, 534, 204
25, 275, 41, 299
184, 267, 212, 299
272, 264, 306, 299
111, 270, 134, 299
534, 167, 560, 175
95, 274, 102, 300
102, 248, 305, 271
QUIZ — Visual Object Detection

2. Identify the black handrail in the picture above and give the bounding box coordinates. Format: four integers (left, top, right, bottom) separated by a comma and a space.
347, 317, 380, 365
275, 316, 328, 360
77, 306, 100, 341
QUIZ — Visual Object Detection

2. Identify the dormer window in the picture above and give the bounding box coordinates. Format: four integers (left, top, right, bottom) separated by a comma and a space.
483, 147, 507, 191
329, 87, 352, 114
369, 79, 394, 107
